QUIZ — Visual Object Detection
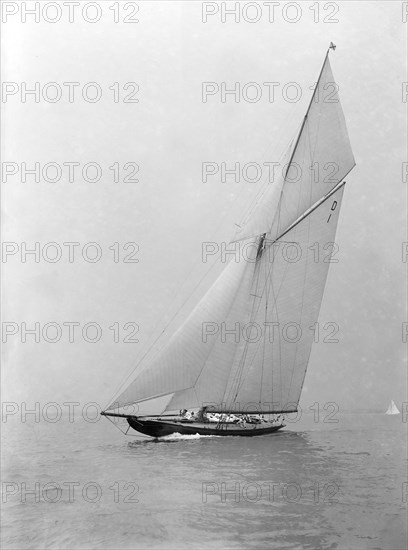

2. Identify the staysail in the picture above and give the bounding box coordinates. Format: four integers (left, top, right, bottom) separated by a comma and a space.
106, 47, 355, 415
385, 400, 400, 415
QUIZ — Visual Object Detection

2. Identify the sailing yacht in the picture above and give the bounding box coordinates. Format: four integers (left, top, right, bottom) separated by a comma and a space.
385, 400, 400, 415
102, 44, 356, 438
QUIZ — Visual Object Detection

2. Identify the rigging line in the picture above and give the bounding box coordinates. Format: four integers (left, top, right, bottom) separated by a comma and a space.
203, 234, 264, 409
188, 254, 256, 397
165, 259, 256, 415
236, 133, 296, 229
293, 122, 309, 230
206, 119, 296, 242
259, 250, 270, 403
237, 169, 275, 228
231, 248, 271, 401
235, 172, 280, 241
235, 101, 302, 230
229, 311, 263, 403
230, 234, 290, 403
233, 252, 271, 405
225, 329, 256, 407
224, 258, 262, 406
228, 342, 250, 405
305, 64, 324, 207
309, 72, 324, 162
255, 240, 294, 407
265, 254, 274, 406
104, 413, 131, 435
235, 252, 271, 405
167, 387, 200, 413
230, 289, 266, 399
237, 116, 301, 232
232, 334, 264, 404
231, 234, 291, 404
282, 84, 318, 183
228, 244, 279, 403
268, 51, 329, 242
286, 191, 313, 401
271, 259, 285, 408
308, 54, 329, 163
225, 246, 267, 406
267, 137, 296, 240
225, 325, 252, 405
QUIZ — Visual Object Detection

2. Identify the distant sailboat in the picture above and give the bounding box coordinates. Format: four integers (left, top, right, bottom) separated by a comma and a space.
102, 44, 356, 438
385, 400, 400, 415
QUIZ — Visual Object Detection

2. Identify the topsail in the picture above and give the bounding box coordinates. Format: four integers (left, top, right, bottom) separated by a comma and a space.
107, 47, 355, 416
232, 53, 355, 244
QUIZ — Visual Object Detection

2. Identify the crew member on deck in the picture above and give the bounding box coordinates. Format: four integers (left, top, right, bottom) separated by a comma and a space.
196, 407, 208, 422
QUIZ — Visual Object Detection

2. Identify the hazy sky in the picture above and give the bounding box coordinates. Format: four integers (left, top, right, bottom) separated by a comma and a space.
2, 1, 407, 414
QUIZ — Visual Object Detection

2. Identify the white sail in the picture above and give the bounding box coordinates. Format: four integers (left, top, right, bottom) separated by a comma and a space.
232, 55, 355, 244
106, 49, 355, 416
219, 185, 345, 412
107, 252, 258, 410
109, 183, 346, 414
385, 400, 400, 415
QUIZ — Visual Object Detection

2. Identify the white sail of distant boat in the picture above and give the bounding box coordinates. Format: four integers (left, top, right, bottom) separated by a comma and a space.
385, 400, 400, 415
102, 44, 356, 437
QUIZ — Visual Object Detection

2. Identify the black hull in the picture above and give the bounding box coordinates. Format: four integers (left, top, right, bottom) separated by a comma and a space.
127, 416, 284, 438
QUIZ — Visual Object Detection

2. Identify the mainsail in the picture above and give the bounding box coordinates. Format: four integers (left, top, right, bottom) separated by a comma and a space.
106, 47, 355, 416
385, 400, 400, 415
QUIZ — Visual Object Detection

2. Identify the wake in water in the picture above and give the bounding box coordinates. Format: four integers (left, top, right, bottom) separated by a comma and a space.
127, 432, 222, 445
157, 432, 223, 441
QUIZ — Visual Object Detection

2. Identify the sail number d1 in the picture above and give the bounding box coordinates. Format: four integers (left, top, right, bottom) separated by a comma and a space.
326, 200, 337, 223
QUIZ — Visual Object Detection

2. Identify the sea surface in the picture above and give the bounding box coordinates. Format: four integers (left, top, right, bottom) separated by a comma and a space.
2, 411, 407, 550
